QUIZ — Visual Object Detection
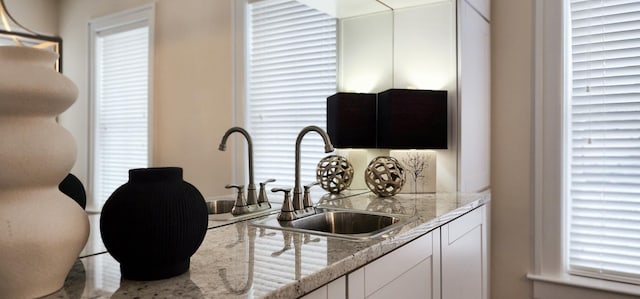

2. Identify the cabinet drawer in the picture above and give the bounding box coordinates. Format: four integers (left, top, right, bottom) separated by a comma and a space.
365, 232, 433, 296
446, 207, 482, 244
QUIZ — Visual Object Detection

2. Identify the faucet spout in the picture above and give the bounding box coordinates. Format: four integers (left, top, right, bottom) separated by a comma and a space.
293, 126, 334, 212
219, 127, 257, 206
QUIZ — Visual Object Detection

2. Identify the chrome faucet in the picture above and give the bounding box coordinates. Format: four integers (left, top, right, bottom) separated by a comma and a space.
219, 127, 259, 212
292, 125, 334, 217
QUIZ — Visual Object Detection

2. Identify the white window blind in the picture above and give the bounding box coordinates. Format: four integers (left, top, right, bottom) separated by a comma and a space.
90, 14, 151, 211
568, 0, 640, 284
246, 0, 336, 187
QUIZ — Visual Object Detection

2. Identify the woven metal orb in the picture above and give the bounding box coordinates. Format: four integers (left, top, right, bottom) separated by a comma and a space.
365, 156, 405, 197
316, 155, 354, 194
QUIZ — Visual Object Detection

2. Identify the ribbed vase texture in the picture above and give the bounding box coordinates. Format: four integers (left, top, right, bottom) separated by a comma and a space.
100, 167, 208, 280
0, 46, 90, 298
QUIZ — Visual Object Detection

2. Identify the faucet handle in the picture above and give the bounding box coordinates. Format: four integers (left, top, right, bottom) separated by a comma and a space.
225, 184, 244, 195
273, 187, 296, 221
226, 184, 249, 215
304, 181, 319, 190
258, 179, 276, 207
261, 178, 276, 185
303, 181, 320, 209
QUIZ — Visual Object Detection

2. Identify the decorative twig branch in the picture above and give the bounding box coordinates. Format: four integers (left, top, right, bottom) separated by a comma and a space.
402, 152, 428, 193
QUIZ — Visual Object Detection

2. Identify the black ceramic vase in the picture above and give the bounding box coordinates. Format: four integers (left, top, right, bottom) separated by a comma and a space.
59, 173, 87, 209
100, 167, 208, 281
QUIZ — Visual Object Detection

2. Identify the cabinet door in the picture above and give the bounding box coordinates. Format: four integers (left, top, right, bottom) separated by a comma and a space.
348, 229, 440, 299
348, 267, 365, 299
367, 257, 433, 299
327, 276, 346, 299
441, 205, 488, 299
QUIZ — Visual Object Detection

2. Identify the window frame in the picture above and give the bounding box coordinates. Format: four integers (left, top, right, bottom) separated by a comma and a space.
529, 0, 640, 297
87, 4, 155, 212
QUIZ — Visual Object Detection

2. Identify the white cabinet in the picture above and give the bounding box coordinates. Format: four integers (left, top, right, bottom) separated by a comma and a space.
441, 205, 489, 299
458, 0, 491, 192
301, 276, 346, 299
347, 204, 488, 299
307, 204, 489, 299
348, 229, 441, 299
464, 0, 491, 20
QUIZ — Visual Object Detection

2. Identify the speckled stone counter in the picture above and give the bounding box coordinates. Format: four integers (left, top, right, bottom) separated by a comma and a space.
45, 191, 490, 299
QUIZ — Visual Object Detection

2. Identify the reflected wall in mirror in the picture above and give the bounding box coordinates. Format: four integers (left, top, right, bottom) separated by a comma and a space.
298, 0, 393, 93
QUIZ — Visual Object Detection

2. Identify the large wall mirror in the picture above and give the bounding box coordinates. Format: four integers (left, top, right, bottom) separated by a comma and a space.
298, 0, 459, 192
7, 0, 463, 208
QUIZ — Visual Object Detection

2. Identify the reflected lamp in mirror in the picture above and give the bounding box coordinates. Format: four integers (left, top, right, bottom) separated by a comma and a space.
0, 0, 62, 71
327, 92, 377, 148
377, 89, 447, 149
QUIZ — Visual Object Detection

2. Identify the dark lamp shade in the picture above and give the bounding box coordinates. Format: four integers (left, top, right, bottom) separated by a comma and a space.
327, 92, 377, 148
377, 89, 448, 149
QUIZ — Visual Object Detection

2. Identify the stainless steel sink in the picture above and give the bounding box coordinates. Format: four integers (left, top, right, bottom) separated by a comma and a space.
206, 199, 235, 214
206, 198, 279, 222
251, 209, 415, 240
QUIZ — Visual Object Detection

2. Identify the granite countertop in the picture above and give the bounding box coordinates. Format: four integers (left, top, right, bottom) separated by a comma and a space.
46, 191, 490, 299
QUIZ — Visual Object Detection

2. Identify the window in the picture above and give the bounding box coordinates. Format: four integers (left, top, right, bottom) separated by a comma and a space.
566, 0, 640, 284
530, 0, 640, 296
89, 5, 154, 211
244, 0, 337, 188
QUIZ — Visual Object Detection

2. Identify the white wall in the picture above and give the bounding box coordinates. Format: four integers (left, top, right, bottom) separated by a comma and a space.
4, 0, 59, 35
491, 0, 533, 298
493, 0, 639, 298
57, 0, 235, 198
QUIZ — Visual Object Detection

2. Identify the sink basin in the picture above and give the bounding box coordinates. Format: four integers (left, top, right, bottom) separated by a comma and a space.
290, 211, 397, 234
206, 199, 235, 214
206, 197, 279, 222
251, 209, 415, 240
